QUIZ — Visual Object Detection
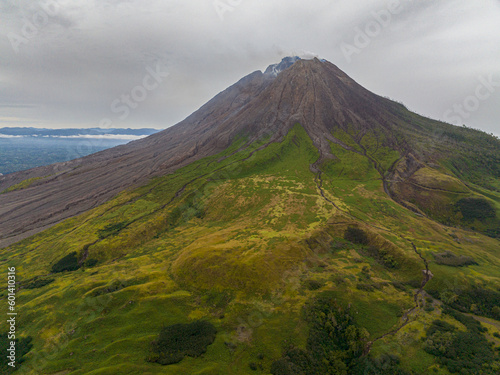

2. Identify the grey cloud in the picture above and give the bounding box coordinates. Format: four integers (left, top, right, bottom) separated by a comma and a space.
0, 0, 498, 135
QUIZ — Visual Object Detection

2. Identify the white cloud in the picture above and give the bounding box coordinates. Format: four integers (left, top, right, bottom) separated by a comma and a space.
0, 134, 22, 138
47, 134, 148, 140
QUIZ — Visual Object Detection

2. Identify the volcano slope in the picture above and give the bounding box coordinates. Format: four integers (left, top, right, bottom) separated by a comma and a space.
1, 58, 499, 374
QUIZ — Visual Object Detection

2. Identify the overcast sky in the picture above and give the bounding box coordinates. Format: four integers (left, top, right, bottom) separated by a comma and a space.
0, 0, 499, 135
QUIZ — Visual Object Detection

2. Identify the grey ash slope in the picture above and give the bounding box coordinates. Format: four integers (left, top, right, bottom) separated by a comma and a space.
0, 57, 498, 247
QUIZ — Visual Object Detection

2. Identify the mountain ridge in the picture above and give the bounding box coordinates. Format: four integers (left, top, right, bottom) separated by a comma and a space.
0, 57, 498, 248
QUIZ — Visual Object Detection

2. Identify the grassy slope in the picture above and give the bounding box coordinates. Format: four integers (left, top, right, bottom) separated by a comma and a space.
1, 124, 499, 374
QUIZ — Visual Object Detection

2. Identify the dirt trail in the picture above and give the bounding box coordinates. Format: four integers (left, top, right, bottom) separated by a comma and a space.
313, 162, 432, 355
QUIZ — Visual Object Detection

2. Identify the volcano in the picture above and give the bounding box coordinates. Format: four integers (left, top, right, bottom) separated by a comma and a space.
1, 57, 499, 374
1, 57, 497, 247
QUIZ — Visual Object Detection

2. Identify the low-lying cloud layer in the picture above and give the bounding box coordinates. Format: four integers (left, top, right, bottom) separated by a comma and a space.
0, 0, 499, 135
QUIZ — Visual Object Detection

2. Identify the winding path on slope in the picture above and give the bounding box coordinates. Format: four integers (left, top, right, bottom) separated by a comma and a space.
312, 158, 432, 355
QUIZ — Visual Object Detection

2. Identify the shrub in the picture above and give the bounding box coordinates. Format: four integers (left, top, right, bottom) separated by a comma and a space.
147, 320, 217, 365
331, 275, 347, 285
444, 287, 500, 320
493, 306, 500, 320
271, 293, 369, 374
351, 354, 412, 375
25, 278, 55, 289
455, 198, 496, 222
424, 310, 498, 375
0, 334, 32, 373
402, 279, 422, 289
330, 241, 347, 251
90, 279, 135, 297
97, 221, 128, 239
364, 246, 399, 269
356, 283, 375, 292
433, 251, 477, 267
303, 279, 324, 291
85, 259, 98, 267
51, 252, 80, 273
202, 289, 233, 309
391, 281, 407, 291
344, 227, 369, 245
270, 358, 305, 375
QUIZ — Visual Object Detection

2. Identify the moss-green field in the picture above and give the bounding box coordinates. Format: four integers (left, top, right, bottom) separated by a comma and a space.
1, 124, 499, 374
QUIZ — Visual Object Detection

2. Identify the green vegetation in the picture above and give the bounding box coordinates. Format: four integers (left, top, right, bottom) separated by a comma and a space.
432, 251, 477, 267
24, 277, 55, 289
0, 176, 46, 194
448, 288, 500, 320
427, 282, 500, 320
271, 292, 369, 375
424, 308, 499, 374
97, 221, 130, 239
1, 122, 498, 374
147, 320, 217, 365
84, 258, 98, 267
453, 197, 500, 238
0, 334, 33, 373
362, 245, 399, 269
351, 354, 413, 375
344, 227, 369, 245
303, 279, 325, 291
455, 197, 496, 222
51, 251, 81, 273
89, 279, 136, 297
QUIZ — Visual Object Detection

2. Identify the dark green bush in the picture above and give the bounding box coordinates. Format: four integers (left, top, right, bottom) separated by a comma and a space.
433, 251, 477, 267
25, 277, 55, 289
202, 289, 233, 309
351, 354, 412, 375
485, 227, 500, 238
270, 293, 416, 374
455, 197, 496, 222
303, 279, 324, 291
167, 194, 204, 228
391, 281, 407, 291
147, 320, 217, 365
97, 221, 129, 239
356, 283, 375, 292
446, 287, 500, 320
330, 241, 347, 251
90, 279, 141, 297
51, 252, 80, 273
85, 259, 98, 267
271, 292, 369, 374
424, 310, 498, 375
402, 279, 422, 289
364, 246, 399, 269
270, 357, 305, 375
344, 227, 369, 245
0, 334, 32, 373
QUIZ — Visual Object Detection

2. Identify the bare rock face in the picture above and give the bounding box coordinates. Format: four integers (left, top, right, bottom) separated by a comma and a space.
0, 58, 428, 247
423, 269, 434, 282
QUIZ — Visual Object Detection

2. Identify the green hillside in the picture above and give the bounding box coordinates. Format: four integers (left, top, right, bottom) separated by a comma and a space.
1, 124, 499, 374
